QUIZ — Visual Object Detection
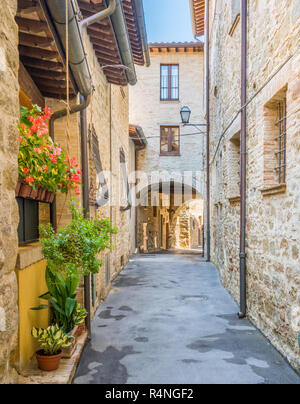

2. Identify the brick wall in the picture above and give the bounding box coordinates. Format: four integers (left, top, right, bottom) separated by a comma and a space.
0, 0, 19, 384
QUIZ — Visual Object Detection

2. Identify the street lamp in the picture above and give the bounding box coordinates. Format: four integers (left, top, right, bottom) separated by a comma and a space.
180, 106, 191, 124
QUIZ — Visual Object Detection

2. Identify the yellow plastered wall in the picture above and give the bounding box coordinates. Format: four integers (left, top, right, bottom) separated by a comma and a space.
16, 260, 49, 370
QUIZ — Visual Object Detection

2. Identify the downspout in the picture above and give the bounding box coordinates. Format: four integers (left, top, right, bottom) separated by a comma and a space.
46, 0, 117, 337
239, 0, 248, 319
133, 0, 151, 67
80, 0, 137, 86
79, 94, 92, 336
205, 0, 211, 262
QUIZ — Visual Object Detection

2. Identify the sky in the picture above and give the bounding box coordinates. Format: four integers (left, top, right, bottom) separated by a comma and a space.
143, 0, 195, 43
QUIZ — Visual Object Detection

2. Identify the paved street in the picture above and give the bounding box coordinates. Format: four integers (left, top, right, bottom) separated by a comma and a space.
74, 254, 300, 384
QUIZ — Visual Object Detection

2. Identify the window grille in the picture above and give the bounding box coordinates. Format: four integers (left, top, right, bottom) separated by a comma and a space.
160, 65, 179, 101
275, 100, 287, 184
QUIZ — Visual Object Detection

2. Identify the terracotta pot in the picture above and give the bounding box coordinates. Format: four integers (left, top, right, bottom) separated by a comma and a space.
18, 183, 33, 199
15, 181, 21, 197
48, 192, 55, 204
45, 191, 53, 203
39, 188, 47, 202
76, 322, 85, 338
62, 326, 78, 359
36, 350, 62, 372
30, 187, 38, 200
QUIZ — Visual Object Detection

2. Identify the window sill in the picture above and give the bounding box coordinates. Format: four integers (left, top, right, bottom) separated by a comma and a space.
160, 100, 180, 104
228, 196, 241, 204
160, 153, 181, 157
16, 242, 44, 270
260, 184, 286, 197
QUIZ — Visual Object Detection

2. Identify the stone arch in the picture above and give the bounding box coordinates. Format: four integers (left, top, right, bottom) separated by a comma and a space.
136, 178, 204, 253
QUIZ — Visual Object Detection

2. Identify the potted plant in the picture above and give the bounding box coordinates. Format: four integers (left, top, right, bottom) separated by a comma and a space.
32, 201, 118, 357
31, 325, 72, 371
17, 105, 81, 201
73, 304, 88, 337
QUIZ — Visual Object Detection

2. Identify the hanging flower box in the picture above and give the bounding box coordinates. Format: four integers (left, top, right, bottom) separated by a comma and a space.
17, 105, 81, 200
15, 180, 55, 203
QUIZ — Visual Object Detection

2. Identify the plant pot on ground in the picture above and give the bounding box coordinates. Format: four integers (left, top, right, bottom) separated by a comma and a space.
32, 325, 72, 372
61, 326, 78, 359
36, 350, 62, 372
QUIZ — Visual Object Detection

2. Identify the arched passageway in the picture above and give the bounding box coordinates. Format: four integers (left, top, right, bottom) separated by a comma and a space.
136, 181, 204, 254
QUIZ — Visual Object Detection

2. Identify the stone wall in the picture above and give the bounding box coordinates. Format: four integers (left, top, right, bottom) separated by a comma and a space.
129, 49, 206, 251
0, 0, 19, 384
208, 0, 300, 369
47, 30, 133, 314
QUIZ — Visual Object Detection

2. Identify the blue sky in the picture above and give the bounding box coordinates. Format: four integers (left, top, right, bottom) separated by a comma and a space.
143, 0, 195, 43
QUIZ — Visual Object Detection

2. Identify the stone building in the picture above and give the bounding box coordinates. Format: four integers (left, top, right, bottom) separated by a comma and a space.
129, 42, 206, 252
191, 0, 300, 370
0, 0, 149, 382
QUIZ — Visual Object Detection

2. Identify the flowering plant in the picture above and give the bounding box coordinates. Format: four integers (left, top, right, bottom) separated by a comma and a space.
18, 105, 81, 195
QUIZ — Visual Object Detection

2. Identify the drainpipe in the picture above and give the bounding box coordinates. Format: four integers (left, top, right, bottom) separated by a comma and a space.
80, 0, 137, 86
133, 0, 151, 67
44, 0, 96, 337
239, 0, 248, 319
205, 0, 211, 262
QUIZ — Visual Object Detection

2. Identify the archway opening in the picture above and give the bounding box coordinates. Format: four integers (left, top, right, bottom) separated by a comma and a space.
137, 181, 204, 254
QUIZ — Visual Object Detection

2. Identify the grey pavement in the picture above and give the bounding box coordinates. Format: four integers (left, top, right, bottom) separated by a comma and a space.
73, 254, 300, 384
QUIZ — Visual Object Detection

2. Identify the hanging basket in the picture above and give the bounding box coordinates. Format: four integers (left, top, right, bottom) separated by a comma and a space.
15, 180, 55, 203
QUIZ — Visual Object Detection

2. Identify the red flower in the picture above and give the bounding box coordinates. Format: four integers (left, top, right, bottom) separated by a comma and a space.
22, 168, 30, 174
43, 165, 49, 171
25, 177, 34, 184
50, 155, 57, 164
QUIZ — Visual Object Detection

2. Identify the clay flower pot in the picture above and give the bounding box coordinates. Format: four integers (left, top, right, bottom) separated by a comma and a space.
62, 326, 78, 358
48, 192, 55, 204
15, 181, 21, 197
76, 322, 85, 338
36, 350, 62, 372
18, 183, 33, 199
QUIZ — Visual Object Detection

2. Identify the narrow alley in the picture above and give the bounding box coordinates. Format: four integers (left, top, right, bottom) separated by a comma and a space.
74, 254, 300, 385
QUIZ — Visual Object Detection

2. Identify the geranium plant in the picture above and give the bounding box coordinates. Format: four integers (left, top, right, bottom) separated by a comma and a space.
18, 105, 81, 195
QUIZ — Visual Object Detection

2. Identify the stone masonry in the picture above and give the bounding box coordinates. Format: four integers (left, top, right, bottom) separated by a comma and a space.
0, 0, 20, 384
129, 45, 206, 252
207, 0, 300, 370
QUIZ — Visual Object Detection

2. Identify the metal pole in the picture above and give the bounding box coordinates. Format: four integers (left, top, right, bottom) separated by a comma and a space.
80, 94, 92, 337
239, 0, 248, 319
205, 0, 211, 262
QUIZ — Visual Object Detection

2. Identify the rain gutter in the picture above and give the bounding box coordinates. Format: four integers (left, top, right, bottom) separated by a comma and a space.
133, 0, 150, 67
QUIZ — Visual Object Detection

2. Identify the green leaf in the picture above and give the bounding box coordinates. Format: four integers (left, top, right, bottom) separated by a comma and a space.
30, 305, 49, 311
65, 297, 76, 318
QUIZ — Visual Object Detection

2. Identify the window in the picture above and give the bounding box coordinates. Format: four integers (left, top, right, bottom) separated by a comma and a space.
227, 131, 241, 201
275, 100, 287, 184
262, 88, 287, 192
160, 126, 180, 155
17, 198, 39, 245
160, 65, 179, 100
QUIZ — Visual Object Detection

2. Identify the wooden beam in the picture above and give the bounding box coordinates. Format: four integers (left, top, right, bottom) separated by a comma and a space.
21, 55, 63, 71
15, 16, 49, 34
26, 66, 67, 81
18, 32, 55, 48
18, 62, 45, 107
19, 45, 58, 60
